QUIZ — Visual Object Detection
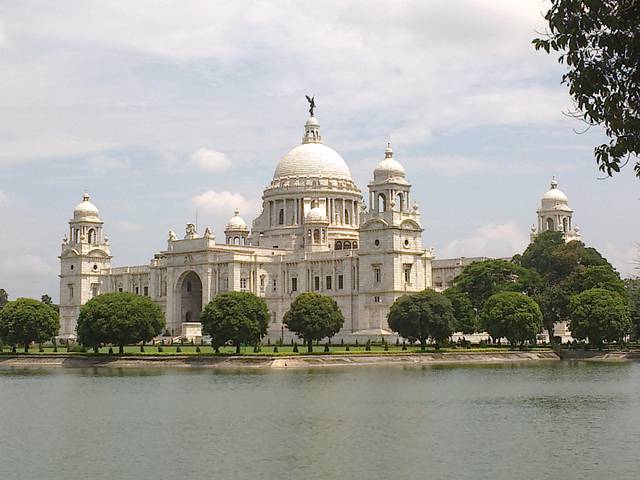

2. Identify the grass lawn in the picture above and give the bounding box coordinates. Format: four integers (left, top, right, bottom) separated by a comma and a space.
1, 344, 554, 356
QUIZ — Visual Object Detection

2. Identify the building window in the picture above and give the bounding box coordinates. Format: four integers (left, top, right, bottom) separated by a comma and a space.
313, 229, 320, 243
68, 284, 74, 299
186, 281, 192, 293
338, 274, 344, 290
374, 266, 381, 283
144, 286, 149, 296
374, 239, 380, 247
260, 275, 265, 292
335, 241, 342, 250
278, 209, 284, 225
404, 264, 413, 284
135, 286, 139, 295
272, 278, 277, 292
374, 296, 382, 303
352, 241, 358, 249
240, 278, 248, 290
118, 283, 123, 293
272, 311, 277, 323
314, 276, 320, 291
344, 241, 351, 249
326, 275, 332, 290
291, 277, 298, 292
91, 285, 99, 298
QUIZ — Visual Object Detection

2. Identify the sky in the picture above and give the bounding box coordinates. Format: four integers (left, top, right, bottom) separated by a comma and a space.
0, 0, 638, 302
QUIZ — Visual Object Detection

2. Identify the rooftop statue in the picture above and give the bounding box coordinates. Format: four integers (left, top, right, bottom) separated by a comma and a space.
305, 94, 316, 117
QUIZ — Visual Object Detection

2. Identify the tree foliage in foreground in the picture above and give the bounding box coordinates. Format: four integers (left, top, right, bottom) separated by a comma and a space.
0, 289, 8, 310
625, 278, 640, 338
388, 289, 455, 350
283, 292, 344, 352
517, 232, 622, 342
481, 292, 543, 348
453, 259, 541, 311
533, 0, 640, 178
569, 288, 631, 348
443, 288, 477, 334
200, 291, 270, 353
0, 298, 59, 352
77, 292, 164, 353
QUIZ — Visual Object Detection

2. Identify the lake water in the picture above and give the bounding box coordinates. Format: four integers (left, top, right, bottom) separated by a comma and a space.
1, 362, 639, 479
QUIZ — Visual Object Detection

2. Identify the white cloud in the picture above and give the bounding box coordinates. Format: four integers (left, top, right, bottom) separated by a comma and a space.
600, 242, 639, 279
87, 154, 130, 174
192, 190, 256, 218
438, 222, 528, 259
0, 189, 8, 206
189, 148, 232, 171
0, 254, 56, 276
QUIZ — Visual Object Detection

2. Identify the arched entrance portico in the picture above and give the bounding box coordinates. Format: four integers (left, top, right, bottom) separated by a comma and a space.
177, 271, 203, 325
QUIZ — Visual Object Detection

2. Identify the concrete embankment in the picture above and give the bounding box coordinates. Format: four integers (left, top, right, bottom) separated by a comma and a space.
0, 351, 561, 369
559, 351, 640, 362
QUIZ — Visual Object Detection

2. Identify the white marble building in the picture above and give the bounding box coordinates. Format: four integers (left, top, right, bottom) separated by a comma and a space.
59, 113, 432, 340
58, 110, 581, 342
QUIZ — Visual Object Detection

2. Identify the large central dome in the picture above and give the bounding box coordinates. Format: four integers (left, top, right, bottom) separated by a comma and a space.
274, 142, 352, 180
272, 116, 353, 181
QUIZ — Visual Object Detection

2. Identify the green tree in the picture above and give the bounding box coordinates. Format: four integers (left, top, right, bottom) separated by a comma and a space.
625, 278, 640, 338
283, 292, 344, 353
387, 289, 455, 350
569, 288, 631, 349
0, 289, 8, 310
40, 294, 59, 313
443, 288, 477, 334
533, 0, 640, 178
200, 291, 270, 354
520, 233, 617, 342
77, 292, 165, 353
480, 292, 543, 348
0, 298, 59, 352
454, 259, 541, 310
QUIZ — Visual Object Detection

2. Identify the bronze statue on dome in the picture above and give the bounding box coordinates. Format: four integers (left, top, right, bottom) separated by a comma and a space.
305, 95, 316, 117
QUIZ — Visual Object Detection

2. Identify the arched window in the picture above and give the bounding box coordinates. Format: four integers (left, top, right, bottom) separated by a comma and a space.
335, 241, 343, 250
234, 237, 240, 245
378, 193, 387, 212
344, 208, 350, 225
396, 193, 404, 211
278, 209, 285, 225
74, 229, 80, 244
546, 218, 554, 231
344, 241, 351, 249
313, 229, 320, 243
186, 281, 192, 293
352, 241, 358, 249
87, 228, 96, 244
562, 218, 568, 232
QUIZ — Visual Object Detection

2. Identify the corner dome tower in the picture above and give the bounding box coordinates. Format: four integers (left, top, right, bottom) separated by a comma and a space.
74, 192, 101, 222
533, 177, 581, 243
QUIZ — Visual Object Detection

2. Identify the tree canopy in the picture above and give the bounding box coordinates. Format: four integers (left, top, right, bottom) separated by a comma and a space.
517, 233, 621, 341
77, 292, 165, 353
453, 259, 541, 310
283, 292, 344, 352
387, 289, 455, 350
480, 292, 543, 348
0, 289, 8, 310
0, 298, 59, 352
625, 278, 640, 338
569, 288, 631, 348
534, 0, 640, 178
200, 291, 270, 353
443, 288, 477, 334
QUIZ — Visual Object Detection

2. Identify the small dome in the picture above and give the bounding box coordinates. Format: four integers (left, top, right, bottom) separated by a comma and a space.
305, 206, 328, 223
226, 209, 248, 230
274, 143, 352, 180
73, 193, 100, 221
374, 143, 405, 181
541, 178, 569, 204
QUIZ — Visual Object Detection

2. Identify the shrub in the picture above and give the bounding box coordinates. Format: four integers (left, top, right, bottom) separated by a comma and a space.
365, 340, 371, 351
324, 343, 330, 352
157, 345, 163, 353
108, 346, 114, 355
273, 346, 278, 353
176, 346, 182, 353
196, 346, 201, 353
293, 343, 299, 353
345, 345, 350, 351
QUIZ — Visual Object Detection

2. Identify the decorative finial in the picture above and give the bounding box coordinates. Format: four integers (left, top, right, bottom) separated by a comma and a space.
305, 95, 316, 117
234, 208, 240, 216
550, 176, 558, 189
83, 192, 90, 202
385, 142, 393, 158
